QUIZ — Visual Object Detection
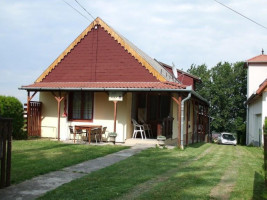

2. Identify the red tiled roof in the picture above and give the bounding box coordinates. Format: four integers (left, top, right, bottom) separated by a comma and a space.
21, 82, 186, 90
256, 78, 267, 95
247, 54, 267, 62
36, 17, 174, 83
246, 78, 267, 104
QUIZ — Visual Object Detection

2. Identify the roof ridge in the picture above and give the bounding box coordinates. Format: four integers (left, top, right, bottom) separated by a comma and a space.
36, 17, 172, 83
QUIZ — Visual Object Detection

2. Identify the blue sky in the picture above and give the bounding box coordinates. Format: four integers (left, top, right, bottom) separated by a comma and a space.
1, 0, 267, 103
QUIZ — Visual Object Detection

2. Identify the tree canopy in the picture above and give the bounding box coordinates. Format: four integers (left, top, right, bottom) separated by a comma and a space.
188, 61, 247, 144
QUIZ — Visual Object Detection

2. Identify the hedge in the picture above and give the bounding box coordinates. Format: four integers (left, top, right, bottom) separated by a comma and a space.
0, 95, 27, 139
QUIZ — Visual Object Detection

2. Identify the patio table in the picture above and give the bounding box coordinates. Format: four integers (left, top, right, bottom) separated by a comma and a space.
74, 125, 102, 144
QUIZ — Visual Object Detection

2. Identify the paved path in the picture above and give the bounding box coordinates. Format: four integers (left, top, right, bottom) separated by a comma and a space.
0, 144, 153, 200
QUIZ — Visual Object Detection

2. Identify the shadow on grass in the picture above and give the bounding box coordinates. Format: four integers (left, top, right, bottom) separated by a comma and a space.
14, 143, 74, 153
253, 171, 267, 200
185, 142, 206, 149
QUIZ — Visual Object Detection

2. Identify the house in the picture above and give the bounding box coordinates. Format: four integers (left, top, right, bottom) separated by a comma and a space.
20, 17, 209, 148
245, 51, 267, 146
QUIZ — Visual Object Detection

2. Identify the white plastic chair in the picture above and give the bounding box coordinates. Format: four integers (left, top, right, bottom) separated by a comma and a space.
139, 118, 152, 138
132, 119, 146, 139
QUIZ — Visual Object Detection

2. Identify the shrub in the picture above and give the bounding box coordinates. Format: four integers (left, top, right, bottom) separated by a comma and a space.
0, 95, 27, 139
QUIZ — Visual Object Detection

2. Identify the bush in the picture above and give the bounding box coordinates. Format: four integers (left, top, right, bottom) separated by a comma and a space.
0, 95, 27, 139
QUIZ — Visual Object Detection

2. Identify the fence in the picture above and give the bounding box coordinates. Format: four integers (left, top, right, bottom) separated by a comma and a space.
0, 117, 12, 188
24, 101, 42, 137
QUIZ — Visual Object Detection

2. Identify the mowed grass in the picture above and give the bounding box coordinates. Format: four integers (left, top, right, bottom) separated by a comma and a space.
11, 139, 128, 184
39, 143, 267, 200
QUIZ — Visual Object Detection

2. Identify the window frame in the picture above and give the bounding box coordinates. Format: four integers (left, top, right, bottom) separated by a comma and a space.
68, 91, 94, 122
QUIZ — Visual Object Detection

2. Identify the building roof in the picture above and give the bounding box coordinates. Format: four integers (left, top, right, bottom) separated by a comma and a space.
244, 54, 267, 68
247, 54, 267, 62
246, 78, 267, 104
157, 60, 201, 82
34, 17, 177, 84
256, 78, 267, 95
21, 81, 186, 91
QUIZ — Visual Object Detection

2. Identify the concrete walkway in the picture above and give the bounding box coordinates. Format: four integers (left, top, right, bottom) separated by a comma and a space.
0, 144, 153, 200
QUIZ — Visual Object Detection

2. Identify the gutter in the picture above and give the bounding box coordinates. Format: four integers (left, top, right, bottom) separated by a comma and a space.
19, 87, 210, 105
180, 92, 192, 149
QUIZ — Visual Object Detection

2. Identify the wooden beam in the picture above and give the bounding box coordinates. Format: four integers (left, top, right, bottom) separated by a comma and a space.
51, 92, 64, 141
186, 101, 189, 146
113, 101, 118, 133
192, 99, 195, 144
172, 95, 182, 148
196, 102, 199, 143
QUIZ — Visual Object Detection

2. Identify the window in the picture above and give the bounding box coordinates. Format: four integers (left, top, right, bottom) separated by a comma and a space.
68, 92, 94, 120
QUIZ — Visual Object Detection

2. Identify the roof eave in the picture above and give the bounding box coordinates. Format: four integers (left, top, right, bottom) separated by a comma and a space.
19, 86, 209, 106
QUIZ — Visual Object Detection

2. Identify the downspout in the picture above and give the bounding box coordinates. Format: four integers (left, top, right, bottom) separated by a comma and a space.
180, 92, 192, 149
246, 104, 249, 145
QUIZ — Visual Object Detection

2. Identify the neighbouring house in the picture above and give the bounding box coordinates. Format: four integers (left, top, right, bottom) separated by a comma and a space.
20, 17, 209, 148
245, 51, 267, 146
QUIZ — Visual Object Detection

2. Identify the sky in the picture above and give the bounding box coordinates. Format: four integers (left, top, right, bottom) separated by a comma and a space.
1, 0, 267, 104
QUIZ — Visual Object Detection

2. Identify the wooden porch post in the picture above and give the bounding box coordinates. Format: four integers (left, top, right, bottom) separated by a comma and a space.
205, 106, 210, 142
27, 91, 37, 136
113, 101, 118, 133
206, 106, 210, 142
186, 101, 189, 146
196, 102, 199, 143
201, 104, 205, 142
172, 95, 182, 148
52, 92, 64, 141
192, 99, 195, 144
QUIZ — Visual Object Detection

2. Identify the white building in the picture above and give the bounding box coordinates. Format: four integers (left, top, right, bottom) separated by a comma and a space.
245, 52, 267, 146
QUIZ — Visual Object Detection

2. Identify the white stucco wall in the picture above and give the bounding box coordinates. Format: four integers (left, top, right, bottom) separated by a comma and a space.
39, 92, 132, 142
246, 62, 267, 146
262, 92, 267, 127
247, 97, 263, 146
247, 65, 267, 97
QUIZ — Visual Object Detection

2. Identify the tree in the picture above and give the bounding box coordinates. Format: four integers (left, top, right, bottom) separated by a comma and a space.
188, 61, 247, 144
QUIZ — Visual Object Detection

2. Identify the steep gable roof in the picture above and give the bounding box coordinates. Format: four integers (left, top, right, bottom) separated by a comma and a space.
36, 17, 177, 83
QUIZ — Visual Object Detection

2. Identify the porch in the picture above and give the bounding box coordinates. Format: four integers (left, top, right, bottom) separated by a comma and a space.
23, 89, 209, 148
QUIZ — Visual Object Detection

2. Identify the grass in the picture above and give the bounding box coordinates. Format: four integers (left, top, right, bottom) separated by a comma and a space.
11, 139, 128, 184
39, 143, 267, 200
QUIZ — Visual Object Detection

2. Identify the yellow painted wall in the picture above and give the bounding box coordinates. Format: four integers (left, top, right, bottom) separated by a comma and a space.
39, 92, 67, 139
39, 91, 133, 142
171, 95, 194, 146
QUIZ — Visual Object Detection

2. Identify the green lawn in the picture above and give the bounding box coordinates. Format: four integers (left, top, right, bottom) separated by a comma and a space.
39, 143, 267, 200
11, 139, 128, 184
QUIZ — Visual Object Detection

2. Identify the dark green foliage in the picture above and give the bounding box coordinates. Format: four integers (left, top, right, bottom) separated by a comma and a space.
188, 62, 247, 144
0, 95, 26, 139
